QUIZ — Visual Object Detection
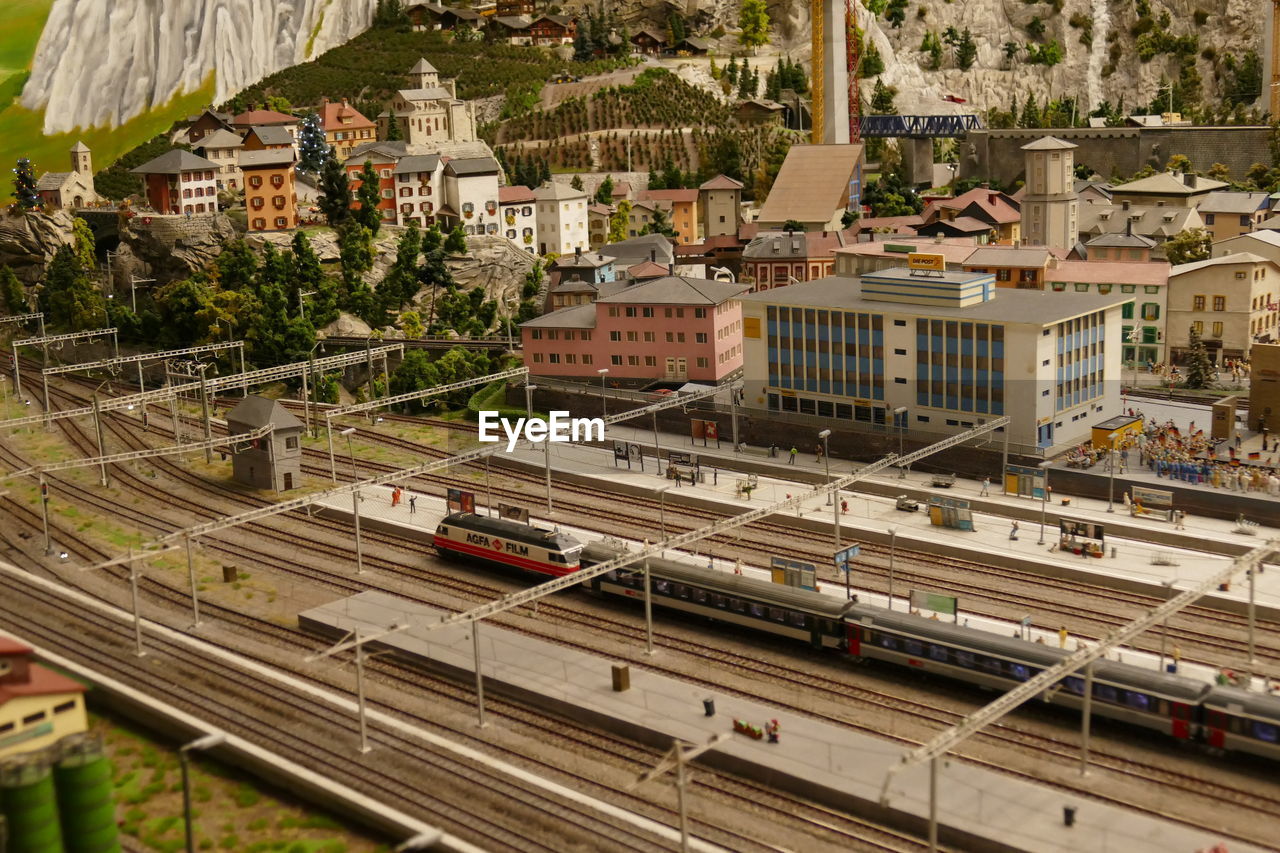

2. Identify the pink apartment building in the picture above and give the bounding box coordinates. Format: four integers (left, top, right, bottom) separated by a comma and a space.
521, 275, 750, 384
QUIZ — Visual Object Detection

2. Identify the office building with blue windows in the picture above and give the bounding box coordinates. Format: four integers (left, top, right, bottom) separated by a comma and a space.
738, 260, 1127, 452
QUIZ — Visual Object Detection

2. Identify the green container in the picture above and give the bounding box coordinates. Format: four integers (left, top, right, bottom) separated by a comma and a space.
0, 752, 65, 853
54, 735, 119, 853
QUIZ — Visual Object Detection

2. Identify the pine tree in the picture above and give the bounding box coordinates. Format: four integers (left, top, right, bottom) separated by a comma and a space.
737, 59, 755, 99
40, 245, 105, 330
298, 112, 328, 174
955, 29, 978, 71
0, 265, 26, 313
594, 175, 614, 204
1183, 325, 1216, 389
12, 158, 38, 209
738, 0, 770, 49
354, 160, 383, 234
1019, 94, 1041, 128
642, 206, 677, 238
726, 55, 739, 85
444, 225, 468, 255
385, 113, 402, 141
570, 174, 584, 190
317, 151, 351, 227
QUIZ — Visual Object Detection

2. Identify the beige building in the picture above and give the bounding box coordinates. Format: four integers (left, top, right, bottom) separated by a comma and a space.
1212, 228, 1280, 265
381, 58, 475, 146
1020, 137, 1077, 250
1197, 191, 1270, 242
1249, 342, 1280, 431
534, 180, 589, 255
755, 144, 864, 231
0, 637, 87, 759
700, 173, 743, 239
1166, 252, 1280, 363
1109, 171, 1226, 209
195, 128, 244, 190
35, 142, 99, 209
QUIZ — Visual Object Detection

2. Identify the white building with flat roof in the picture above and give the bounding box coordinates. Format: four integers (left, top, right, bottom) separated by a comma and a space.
738, 262, 1126, 452
534, 180, 589, 255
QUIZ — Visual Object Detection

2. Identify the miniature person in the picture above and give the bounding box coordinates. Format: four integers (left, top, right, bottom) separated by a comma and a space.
409, 495, 416, 514
766, 719, 780, 744
1009, 520, 1019, 541
1058, 626, 1068, 648
980, 476, 990, 496
789, 446, 798, 465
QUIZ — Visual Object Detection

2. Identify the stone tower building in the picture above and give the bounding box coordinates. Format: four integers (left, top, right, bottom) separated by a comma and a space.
1020, 137, 1078, 250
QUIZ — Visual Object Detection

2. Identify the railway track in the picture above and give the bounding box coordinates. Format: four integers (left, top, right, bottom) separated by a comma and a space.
8, 369, 1280, 845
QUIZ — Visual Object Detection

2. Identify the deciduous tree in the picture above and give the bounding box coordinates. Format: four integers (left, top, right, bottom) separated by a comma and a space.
738, 0, 770, 49
1163, 227, 1212, 265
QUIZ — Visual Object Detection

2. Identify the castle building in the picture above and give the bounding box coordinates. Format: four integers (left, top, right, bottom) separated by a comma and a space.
380, 58, 475, 146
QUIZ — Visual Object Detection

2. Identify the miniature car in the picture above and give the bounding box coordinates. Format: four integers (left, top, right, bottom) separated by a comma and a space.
895, 495, 919, 512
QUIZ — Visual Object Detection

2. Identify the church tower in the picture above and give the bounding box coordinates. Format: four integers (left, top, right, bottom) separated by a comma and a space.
70, 141, 92, 176
1020, 137, 1078, 250
408, 57, 439, 90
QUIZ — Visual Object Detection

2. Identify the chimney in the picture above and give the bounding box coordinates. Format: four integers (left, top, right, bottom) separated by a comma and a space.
988, 193, 997, 206
650, 249, 656, 262
1124, 219, 1133, 237
575, 246, 582, 258
1121, 200, 1131, 211
668, 262, 675, 274
1182, 172, 1196, 188
934, 234, 944, 244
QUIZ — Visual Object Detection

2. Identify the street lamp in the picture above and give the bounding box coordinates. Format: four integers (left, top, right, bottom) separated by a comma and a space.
597, 368, 609, 418
819, 429, 832, 505
340, 427, 359, 482
1106, 434, 1118, 513
894, 407, 908, 479
180, 732, 227, 853
1037, 459, 1053, 545
525, 384, 552, 512
887, 526, 898, 611
655, 484, 673, 546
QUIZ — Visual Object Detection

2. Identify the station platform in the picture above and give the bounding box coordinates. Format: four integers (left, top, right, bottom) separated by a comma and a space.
299, 590, 1259, 853
311, 473, 1271, 697
485, 433, 1280, 631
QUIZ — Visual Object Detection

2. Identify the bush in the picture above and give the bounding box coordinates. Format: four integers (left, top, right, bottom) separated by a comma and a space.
232, 784, 261, 808
1193, 8, 1209, 24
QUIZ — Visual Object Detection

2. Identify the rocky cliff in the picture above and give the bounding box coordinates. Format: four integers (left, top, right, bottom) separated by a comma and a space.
594, 0, 1262, 119
22, 0, 378, 135
0, 210, 78, 284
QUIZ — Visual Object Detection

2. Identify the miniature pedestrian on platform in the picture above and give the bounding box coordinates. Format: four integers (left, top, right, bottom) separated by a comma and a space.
766, 719, 780, 743
391, 487, 401, 508
980, 476, 990, 496
1058, 626, 1068, 648
789, 446, 797, 465
1009, 521, 1019, 541
815, 444, 824, 462
409, 495, 416, 514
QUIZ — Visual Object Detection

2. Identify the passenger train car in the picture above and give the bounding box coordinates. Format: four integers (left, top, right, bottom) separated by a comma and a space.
433, 513, 584, 577
430, 529, 1280, 761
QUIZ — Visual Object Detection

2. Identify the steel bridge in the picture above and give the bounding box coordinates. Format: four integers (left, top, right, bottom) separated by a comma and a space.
859, 114, 984, 138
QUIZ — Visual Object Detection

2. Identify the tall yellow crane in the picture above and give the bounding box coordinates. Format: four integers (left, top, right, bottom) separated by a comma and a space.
810, 0, 860, 144
1272, 0, 1280, 117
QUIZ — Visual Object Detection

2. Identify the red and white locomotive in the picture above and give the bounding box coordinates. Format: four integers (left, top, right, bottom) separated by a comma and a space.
433, 512, 584, 577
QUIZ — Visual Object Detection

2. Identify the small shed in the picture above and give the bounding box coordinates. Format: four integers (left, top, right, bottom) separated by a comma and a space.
227, 395, 304, 491
1091, 414, 1143, 450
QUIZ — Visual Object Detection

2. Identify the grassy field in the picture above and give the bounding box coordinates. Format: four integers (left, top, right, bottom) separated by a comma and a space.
93, 711, 392, 852
0, 0, 218, 179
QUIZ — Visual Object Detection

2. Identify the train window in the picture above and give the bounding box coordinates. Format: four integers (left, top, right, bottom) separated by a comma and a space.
655, 580, 671, 594
1207, 710, 1228, 728
1062, 677, 1084, 695
548, 553, 564, 563
904, 639, 924, 657
1252, 721, 1279, 743
1124, 692, 1150, 712
1009, 664, 1031, 681
928, 645, 948, 662
749, 603, 766, 618
674, 584, 690, 600
1158, 700, 1169, 716
439, 526, 449, 535
955, 651, 976, 669
713, 594, 727, 609
1171, 703, 1191, 720
730, 598, 746, 613
692, 589, 708, 604
1094, 684, 1118, 703
791, 612, 807, 628
980, 658, 1003, 676
877, 633, 899, 650
769, 608, 786, 623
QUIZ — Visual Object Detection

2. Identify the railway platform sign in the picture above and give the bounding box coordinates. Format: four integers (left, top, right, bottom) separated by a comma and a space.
910, 590, 958, 623
447, 488, 475, 514
769, 556, 817, 591
498, 503, 529, 523
613, 440, 645, 470
833, 544, 861, 574
668, 450, 698, 468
